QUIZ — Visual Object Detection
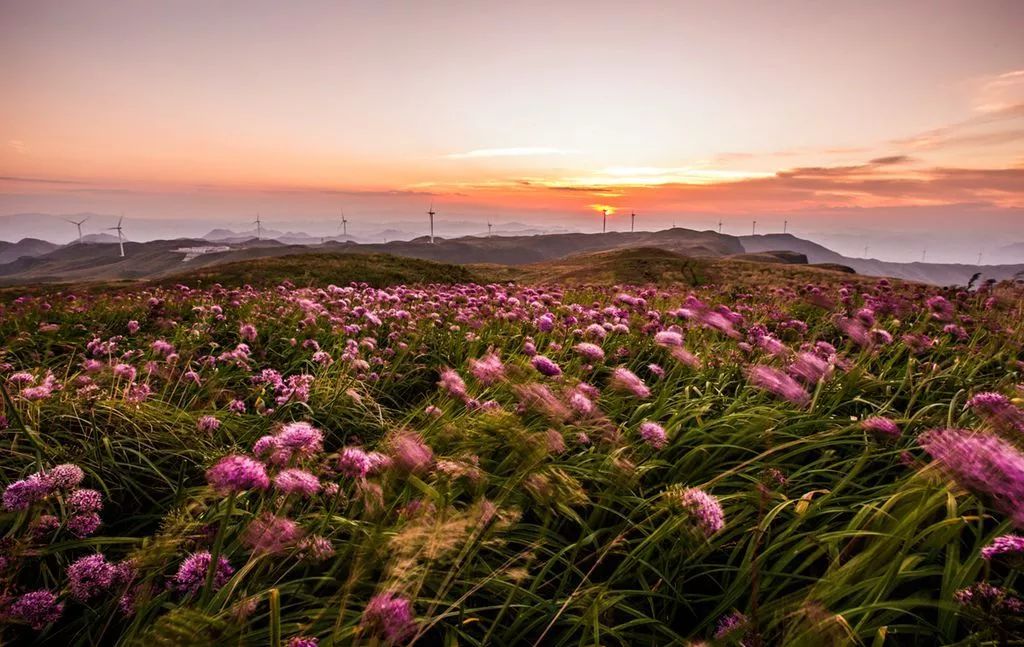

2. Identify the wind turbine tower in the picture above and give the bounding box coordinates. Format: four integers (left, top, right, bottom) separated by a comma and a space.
107, 216, 125, 257
783, 220, 788, 234
340, 210, 348, 238
253, 214, 263, 241
487, 221, 493, 238
631, 211, 636, 233
718, 220, 722, 234
602, 209, 608, 233
752, 220, 757, 235
65, 217, 88, 243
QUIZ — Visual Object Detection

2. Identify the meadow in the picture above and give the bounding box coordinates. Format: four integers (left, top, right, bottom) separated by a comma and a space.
1, 270, 1023, 646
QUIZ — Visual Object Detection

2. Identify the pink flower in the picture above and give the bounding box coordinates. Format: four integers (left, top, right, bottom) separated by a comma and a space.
338, 447, 373, 478
174, 551, 233, 595
609, 367, 650, 399
667, 486, 725, 537
639, 422, 668, 449
2, 474, 53, 511
67, 554, 116, 601
206, 455, 270, 494
862, 416, 900, 438
653, 330, 683, 347
239, 323, 258, 342
68, 488, 103, 514
574, 342, 605, 362
243, 514, 305, 554
112, 363, 136, 382
746, 365, 810, 406
468, 353, 505, 385
8, 590, 64, 629
531, 355, 562, 377
361, 592, 417, 643
391, 433, 433, 473
197, 415, 221, 433
920, 428, 1024, 527
68, 512, 102, 537
981, 534, 1024, 561
274, 469, 321, 497
438, 368, 469, 400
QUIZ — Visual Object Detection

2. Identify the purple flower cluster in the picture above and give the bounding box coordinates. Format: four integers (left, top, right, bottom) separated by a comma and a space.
66, 553, 131, 602
173, 551, 234, 595
7, 589, 64, 629
206, 455, 270, 494
531, 355, 562, 377
746, 365, 810, 407
639, 421, 668, 449
980, 534, 1024, 561
667, 486, 725, 538
609, 367, 650, 399
954, 582, 1024, 613
252, 421, 324, 465
919, 428, 1024, 528
468, 353, 505, 385
274, 468, 321, 497
361, 592, 416, 643
862, 416, 900, 438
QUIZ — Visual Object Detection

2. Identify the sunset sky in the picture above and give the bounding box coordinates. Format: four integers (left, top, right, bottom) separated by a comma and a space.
1, 0, 1022, 242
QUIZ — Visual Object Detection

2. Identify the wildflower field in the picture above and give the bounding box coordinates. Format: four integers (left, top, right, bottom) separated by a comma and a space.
1, 271, 1023, 645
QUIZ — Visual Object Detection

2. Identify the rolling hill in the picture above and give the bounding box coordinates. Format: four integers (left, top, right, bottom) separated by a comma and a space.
0, 238, 60, 264
0, 226, 1020, 287
740, 233, 1024, 285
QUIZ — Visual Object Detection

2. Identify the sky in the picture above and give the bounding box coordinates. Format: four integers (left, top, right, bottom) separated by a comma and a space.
1, 0, 1022, 259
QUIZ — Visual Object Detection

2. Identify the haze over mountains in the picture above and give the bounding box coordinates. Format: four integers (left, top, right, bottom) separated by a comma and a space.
0, 223, 1021, 288
3, 211, 1024, 266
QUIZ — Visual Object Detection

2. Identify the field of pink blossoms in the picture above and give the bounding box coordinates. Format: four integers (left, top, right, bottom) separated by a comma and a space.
1, 275, 1023, 645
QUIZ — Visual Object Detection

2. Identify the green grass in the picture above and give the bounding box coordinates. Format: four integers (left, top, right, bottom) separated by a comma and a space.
160, 252, 479, 288
0, 273, 1022, 645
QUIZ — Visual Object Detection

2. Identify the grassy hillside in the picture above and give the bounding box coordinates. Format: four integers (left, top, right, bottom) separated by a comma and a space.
503, 247, 712, 285
161, 252, 479, 288
1, 271, 1023, 645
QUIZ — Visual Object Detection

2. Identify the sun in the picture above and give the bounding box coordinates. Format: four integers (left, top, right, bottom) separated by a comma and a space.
590, 204, 617, 215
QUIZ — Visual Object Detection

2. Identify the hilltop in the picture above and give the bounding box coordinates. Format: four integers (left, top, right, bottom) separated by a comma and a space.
0, 226, 1021, 287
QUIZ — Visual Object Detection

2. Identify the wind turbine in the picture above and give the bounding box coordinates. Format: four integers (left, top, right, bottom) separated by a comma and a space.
427, 202, 436, 243
921, 248, 927, 262
107, 216, 125, 257
253, 213, 263, 241
717, 219, 722, 234
863, 245, 869, 257
339, 210, 348, 238
487, 221, 493, 238
630, 211, 636, 233
602, 209, 608, 233
752, 220, 757, 235
783, 219, 788, 234
64, 216, 88, 244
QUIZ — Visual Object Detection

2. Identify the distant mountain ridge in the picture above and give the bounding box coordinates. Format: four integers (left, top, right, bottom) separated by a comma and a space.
740, 233, 1024, 285
0, 227, 1020, 286
0, 238, 60, 265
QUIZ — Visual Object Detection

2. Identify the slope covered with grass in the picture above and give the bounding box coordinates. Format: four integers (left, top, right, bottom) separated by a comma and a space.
1, 272, 1023, 645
